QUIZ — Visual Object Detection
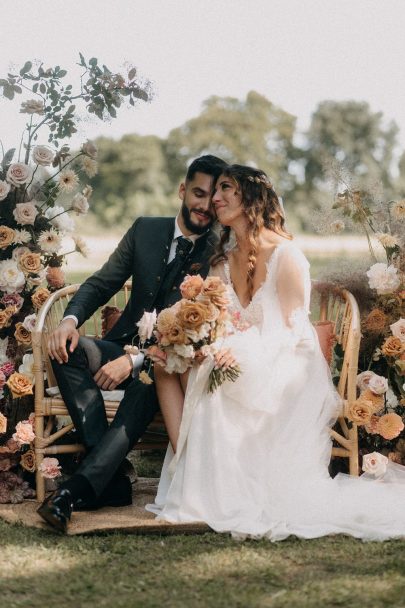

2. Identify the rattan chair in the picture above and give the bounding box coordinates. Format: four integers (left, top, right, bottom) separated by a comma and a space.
32, 283, 168, 502
312, 283, 361, 476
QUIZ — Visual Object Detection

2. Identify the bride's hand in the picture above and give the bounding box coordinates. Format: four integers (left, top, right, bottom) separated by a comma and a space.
214, 348, 236, 370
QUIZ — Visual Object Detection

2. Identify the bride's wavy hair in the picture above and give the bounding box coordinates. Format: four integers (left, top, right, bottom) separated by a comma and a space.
211, 164, 292, 297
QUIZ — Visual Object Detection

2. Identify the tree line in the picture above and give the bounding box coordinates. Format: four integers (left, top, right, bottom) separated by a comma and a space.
89, 91, 404, 231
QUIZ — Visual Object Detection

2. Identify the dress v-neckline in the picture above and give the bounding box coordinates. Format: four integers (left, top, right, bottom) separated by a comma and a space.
224, 243, 283, 311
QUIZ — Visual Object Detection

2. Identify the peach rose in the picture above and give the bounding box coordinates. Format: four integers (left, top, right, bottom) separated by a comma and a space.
0, 307, 16, 329
6, 372, 34, 399
0, 226, 15, 249
0, 412, 7, 434
19, 251, 42, 275
180, 274, 204, 299
31, 287, 50, 309
177, 301, 209, 330
360, 389, 384, 413
156, 307, 178, 335
12, 420, 35, 444
20, 449, 36, 473
39, 457, 62, 479
382, 336, 404, 358
165, 323, 188, 345
14, 322, 31, 346
201, 276, 229, 308
376, 413, 404, 440
46, 266, 66, 289
347, 397, 374, 425
363, 309, 387, 333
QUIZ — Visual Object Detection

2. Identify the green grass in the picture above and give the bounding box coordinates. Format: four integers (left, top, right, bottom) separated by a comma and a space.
1, 519, 404, 608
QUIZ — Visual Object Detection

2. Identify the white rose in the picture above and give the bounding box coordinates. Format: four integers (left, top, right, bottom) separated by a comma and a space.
136, 310, 157, 342
6, 163, 32, 187
368, 374, 388, 395
82, 140, 98, 159
0, 259, 25, 293
13, 201, 38, 225
390, 318, 405, 343
32, 146, 55, 167
18, 353, 35, 384
366, 263, 400, 295
22, 313, 37, 332
20, 99, 44, 115
362, 452, 388, 477
0, 180, 11, 201
356, 370, 375, 392
45, 205, 75, 233
71, 193, 89, 215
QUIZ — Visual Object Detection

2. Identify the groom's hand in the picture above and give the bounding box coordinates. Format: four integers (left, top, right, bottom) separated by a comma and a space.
93, 355, 133, 390
48, 319, 80, 364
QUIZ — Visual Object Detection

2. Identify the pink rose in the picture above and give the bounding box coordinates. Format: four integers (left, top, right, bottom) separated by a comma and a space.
1, 293, 24, 311
0, 362, 15, 377
180, 274, 204, 299
39, 457, 62, 479
12, 421, 35, 445
6, 163, 32, 187
368, 374, 388, 395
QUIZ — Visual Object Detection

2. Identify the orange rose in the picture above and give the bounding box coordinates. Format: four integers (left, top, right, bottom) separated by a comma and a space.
0, 225, 15, 249
46, 266, 66, 289
6, 372, 34, 398
14, 322, 31, 345
376, 413, 405, 440
177, 301, 209, 330
361, 389, 384, 413
20, 449, 36, 472
31, 287, 50, 309
19, 251, 42, 274
363, 309, 387, 333
382, 336, 404, 358
347, 397, 374, 425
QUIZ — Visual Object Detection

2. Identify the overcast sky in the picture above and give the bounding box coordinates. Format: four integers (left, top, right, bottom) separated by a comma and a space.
1, 0, 405, 153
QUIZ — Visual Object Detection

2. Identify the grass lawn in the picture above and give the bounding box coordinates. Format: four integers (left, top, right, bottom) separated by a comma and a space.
1, 519, 404, 608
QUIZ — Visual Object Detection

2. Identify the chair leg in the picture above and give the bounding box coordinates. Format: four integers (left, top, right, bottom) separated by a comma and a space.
349, 425, 359, 476
34, 414, 46, 502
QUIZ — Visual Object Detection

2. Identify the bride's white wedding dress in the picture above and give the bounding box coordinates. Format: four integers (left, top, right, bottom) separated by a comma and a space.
147, 241, 405, 541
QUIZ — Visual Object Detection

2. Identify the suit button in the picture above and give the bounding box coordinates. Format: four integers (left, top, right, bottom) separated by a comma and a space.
156, 276, 161, 281
172, 286, 177, 291
149, 292, 153, 296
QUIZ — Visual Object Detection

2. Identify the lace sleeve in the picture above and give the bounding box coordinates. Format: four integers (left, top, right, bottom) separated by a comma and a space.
275, 245, 311, 344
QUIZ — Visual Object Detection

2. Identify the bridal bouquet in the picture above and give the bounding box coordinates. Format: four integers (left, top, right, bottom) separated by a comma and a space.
134, 274, 241, 392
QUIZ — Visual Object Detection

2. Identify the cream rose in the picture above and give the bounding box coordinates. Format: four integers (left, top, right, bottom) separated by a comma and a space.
356, 370, 375, 392
22, 314, 37, 333
368, 374, 388, 395
6, 163, 32, 187
136, 310, 157, 342
390, 318, 405, 343
362, 452, 388, 477
13, 201, 38, 225
71, 193, 89, 215
0, 180, 11, 201
0, 260, 25, 293
32, 145, 55, 166
366, 262, 400, 295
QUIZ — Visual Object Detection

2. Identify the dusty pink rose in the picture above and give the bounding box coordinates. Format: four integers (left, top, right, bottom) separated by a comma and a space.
368, 374, 388, 395
0, 362, 15, 377
1, 293, 24, 311
46, 266, 66, 289
22, 313, 37, 333
356, 371, 375, 392
39, 457, 62, 479
13, 202, 38, 225
390, 318, 405, 343
180, 274, 204, 299
6, 163, 32, 187
12, 421, 35, 445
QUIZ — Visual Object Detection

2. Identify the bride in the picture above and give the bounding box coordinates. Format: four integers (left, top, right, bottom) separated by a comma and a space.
147, 164, 405, 541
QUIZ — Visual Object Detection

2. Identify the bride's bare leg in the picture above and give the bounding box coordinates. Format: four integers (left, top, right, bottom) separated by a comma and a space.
154, 365, 189, 452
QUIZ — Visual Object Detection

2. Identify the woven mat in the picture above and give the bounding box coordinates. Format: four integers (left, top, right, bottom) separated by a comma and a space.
0, 478, 210, 536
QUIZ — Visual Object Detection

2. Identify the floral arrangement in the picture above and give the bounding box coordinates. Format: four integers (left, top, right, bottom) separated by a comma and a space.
0, 55, 151, 501
320, 169, 405, 466
131, 274, 241, 392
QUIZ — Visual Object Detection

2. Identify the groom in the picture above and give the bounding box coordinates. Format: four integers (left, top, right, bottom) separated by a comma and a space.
37, 154, 227, 532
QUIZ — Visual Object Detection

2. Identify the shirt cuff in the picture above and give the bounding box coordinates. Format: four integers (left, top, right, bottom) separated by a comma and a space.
62, 315, 79, 327
131, 353, 145, 376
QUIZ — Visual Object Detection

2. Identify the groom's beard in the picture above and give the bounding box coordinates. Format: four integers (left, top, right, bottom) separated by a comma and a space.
180, 202, 214, 235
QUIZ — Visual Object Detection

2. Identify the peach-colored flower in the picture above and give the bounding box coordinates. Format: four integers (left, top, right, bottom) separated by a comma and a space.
12, 420, 35, 445
165, 323, 188, 345
0, 307, 16, 329
200, 276, 229, 308
347, 397, 374, 425
376, 413, 404, 440
382, 336, 404, 358
12, 201, 38, 225
364, 414, 380, 434
0, 226, 15, 249
180, 274, 204, 299
14, 322, 31, 346
31, 287, 50, 309
46, 266, 66, 289
39, 457, 62, 479
361, 389, 384, 413
6, 372, 34, 399
18, 251, 42, 275
363, 309, 387, 333
177, 301, 209, 331
20, 449, 36, 473
0, 412, 7, 434
139, 371, 154, 385
156, 307, 178, 335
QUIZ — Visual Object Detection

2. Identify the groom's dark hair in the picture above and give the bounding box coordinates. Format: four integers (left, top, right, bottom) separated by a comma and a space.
185, 155, 227, 183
